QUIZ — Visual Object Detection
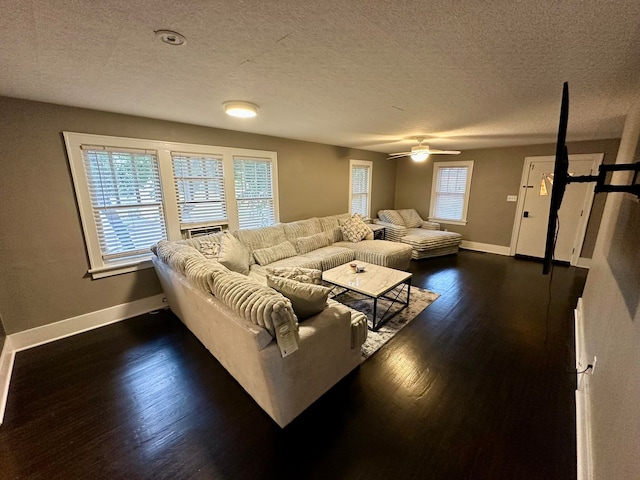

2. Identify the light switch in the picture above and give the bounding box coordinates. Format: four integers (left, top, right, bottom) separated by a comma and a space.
507, 195, 517, 202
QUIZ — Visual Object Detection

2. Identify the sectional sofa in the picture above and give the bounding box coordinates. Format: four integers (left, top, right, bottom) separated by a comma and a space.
151, 213, 413, 427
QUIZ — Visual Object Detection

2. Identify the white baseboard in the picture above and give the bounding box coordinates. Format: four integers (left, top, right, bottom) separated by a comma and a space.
9, 294, 166, 352
460, 240, 511, 256
0, 293, 166, 425
0, 337, 16, 425
575, 298, 593, 480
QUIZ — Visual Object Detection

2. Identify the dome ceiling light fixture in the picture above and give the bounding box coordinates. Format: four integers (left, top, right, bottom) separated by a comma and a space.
155, 29, 186, 46
223, 101, 259, 118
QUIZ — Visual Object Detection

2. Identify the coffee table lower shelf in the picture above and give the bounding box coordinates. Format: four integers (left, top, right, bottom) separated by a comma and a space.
321, 262, 413, 331
328, 282, 411, 331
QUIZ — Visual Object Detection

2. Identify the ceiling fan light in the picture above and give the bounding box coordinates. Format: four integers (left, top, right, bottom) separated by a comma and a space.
411, 151, 429, 162
223, 101, 259, 118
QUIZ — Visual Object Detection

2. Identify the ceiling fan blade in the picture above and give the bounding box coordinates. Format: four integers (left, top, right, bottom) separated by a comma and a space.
429, 149, 461, 155
387, 151, 411, 157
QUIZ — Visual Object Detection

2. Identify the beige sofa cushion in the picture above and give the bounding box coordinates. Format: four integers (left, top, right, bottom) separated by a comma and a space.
282, 218, 322, 241
184, 257, 230, 293
267, 275, 331, 320
153, 241, 206, 275
318, 213, 350, 242
334, 239, 413, 270
301, 246, 356, 271
234, 225, 288, 265
397, 208, 423, 228
212, 271, 298, 337
295, 232, 331, 254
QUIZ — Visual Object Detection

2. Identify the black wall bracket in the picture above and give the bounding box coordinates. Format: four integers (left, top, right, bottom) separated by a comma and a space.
567, 162, 640, 197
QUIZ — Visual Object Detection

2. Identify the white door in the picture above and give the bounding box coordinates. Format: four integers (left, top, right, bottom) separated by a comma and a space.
514, 155, 599, 263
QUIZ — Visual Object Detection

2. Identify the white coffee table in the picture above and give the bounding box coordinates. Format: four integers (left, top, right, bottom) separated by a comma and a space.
322, 261, 412, 331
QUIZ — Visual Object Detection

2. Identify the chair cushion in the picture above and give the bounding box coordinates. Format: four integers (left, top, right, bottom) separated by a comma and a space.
397, 209, 423, 228
378, 209, 405, 226
401, 229, 463, 250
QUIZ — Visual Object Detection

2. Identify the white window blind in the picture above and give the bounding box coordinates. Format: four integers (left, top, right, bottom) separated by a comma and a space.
430, 161, 474, 224
233, 157, 275, 229
350, 163, 371, 217
81, 146, 167, 261
172, 152, 227, 226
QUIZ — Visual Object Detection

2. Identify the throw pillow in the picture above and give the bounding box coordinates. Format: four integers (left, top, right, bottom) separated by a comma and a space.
340, 215, 371, 243
218, 232, 250, 275
295, 232, 330, 254
253, 241, 297, 266
266, 266, 323, 285
398, 209, 423, 228
198, 239, 220, 259
266, 275, 330, 320
378, 209, 405, 226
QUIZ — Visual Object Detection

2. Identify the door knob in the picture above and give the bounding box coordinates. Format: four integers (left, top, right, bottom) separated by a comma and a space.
523, 211, 529, 218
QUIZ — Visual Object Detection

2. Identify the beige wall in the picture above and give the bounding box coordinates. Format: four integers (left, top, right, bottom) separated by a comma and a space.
393, 139, 620, 255
0, 96, 391, 334
581, 102, 640, 479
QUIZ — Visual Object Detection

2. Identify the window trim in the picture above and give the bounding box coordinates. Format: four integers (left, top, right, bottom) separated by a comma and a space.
428, 160, 474, 226
349, 159, 373, 219
64, 132, 278, 278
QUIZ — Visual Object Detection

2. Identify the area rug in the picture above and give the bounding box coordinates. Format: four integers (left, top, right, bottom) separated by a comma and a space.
332, 286, 440, 359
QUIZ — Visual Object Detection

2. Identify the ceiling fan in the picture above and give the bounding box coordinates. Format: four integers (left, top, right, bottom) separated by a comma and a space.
387, 137, 460, 162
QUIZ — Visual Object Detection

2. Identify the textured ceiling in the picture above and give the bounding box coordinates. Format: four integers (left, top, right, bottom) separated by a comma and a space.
1, 0, 640, 154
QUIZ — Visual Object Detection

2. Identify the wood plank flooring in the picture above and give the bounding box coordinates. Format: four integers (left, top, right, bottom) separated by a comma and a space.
0, 251, 587, 479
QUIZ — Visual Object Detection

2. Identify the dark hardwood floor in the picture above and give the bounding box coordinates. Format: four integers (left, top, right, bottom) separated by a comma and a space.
0, 251, 587, 480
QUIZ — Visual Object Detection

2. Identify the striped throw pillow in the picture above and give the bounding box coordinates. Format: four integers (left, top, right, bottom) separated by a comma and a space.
253, 241, 297, 266
295, 232, 330, 254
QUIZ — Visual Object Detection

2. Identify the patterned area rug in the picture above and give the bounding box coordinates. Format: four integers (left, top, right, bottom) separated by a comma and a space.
333, 286, 440, 359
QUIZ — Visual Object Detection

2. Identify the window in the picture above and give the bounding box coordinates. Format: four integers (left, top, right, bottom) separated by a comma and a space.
429, 161, 474, 225
64, 132, 278, 278
172, 152, 227, 226
73, 144, 167, 277
233, 156, 278, 229
349, 159, 372, 218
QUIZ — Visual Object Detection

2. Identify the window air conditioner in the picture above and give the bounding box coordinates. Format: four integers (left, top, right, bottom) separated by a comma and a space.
183, 224, 228, 239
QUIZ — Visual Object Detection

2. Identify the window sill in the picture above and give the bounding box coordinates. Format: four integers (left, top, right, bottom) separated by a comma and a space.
88, 258, 154, 279
428, 218, 468, 226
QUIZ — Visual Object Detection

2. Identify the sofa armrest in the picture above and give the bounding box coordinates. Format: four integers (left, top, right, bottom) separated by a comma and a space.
420, 220, 441, 230
372, 220, 407, 242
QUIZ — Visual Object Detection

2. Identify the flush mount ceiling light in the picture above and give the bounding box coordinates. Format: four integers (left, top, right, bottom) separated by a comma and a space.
155, 29, 186, 46
223, 101, 259, 118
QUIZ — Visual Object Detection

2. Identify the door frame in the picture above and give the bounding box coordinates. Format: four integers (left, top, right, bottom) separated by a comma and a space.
509, 153, 604, 265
